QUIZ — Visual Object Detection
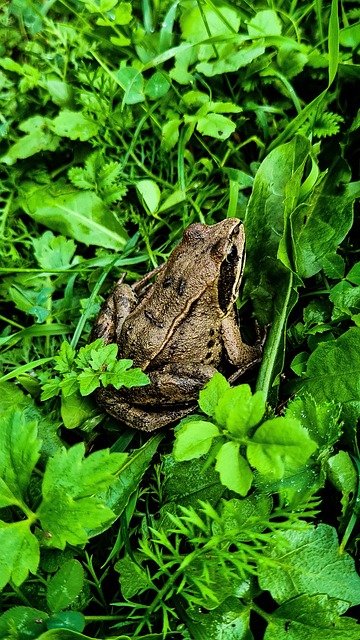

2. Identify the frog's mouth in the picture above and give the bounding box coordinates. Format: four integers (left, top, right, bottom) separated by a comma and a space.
218, 226, 245, 313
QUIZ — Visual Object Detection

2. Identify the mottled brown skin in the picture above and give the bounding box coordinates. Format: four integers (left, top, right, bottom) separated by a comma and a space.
91, 219, 263, 431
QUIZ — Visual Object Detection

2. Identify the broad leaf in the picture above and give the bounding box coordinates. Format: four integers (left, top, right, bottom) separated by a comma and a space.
258, 524, 360, 606
21, 181, 128, 250
215, 442, 253, 496
247, 417, 317, 480
173, 420, 220, 461
47, 560, 85, 612
265, 594, 360, 640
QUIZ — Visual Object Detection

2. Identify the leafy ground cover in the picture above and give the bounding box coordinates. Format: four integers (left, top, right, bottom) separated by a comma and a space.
1, 0, 360, 638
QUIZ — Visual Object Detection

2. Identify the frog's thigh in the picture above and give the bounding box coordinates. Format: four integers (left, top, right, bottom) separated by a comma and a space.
91, 281, 137, 344
221, 314, 262, 373
95, 388, 194, 431
121, 363, 217, 405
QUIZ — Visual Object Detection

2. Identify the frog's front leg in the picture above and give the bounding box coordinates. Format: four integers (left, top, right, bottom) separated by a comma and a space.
90, 276, 138, 345
222, 308, 264, 383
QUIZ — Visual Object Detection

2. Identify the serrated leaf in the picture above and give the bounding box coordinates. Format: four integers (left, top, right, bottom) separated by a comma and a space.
0, 606, 48, 638
47, 560, 85, 612
89, 343, 118, 369
247, 417, 317, 480
0, 520, 40, 589
68, 167, 93, 190
301, 327, 360, 405
258, 524, 360, 606
215, 442, 253, 496
33, 231, 77, 270
0, 408, 41, 502
38, 444, 127, 548
286, 394, 342, 449
54, 341, 76, 373
77, 370, 100, 395
173, 421, 220, 461
264, 594, 360, 640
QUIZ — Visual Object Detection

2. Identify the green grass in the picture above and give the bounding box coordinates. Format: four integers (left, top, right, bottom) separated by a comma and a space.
0, 0, 360, 638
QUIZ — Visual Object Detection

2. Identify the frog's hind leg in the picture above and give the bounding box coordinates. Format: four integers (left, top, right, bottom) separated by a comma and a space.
95, 388, 195, 432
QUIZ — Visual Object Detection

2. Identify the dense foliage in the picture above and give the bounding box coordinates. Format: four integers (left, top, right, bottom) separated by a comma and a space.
0, 0, 360, 638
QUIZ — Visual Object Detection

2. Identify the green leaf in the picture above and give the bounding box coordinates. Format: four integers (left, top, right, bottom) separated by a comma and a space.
301, 327, 360, 406
47, 560, 85, 613
195, 113, 237, 140
33, 232, 76, 270
114, 1, 132, 25
215, 442, 253, 496
0, 127, 60, 165
285, 394, 342, 449
0, 606, 48, 638
46, 611, 85, 632
60, 392, 96, 429
49, 110, 99, 141
46, 79, 74, 108
87, 434, 163, 537
196, 39, 265, 76
116, 67, 144, 104
188, 596, 251, 639
214, 385, 265, 436
89, 343, 118, 369
247, 417, 317, 480
21, 181, 128, 250
105, 361, 149, 389
0, 408, 41, 503
346, 262, 360, 285
54, 341, 76, 374
114, 555, 150, 598
173, 420, 220, 461
77, 370, 100, 395
291, 157, 356, 279
198, 372, 230, 417
265, 594, 360, 640
214, 494, 272, 538
180, 4, 240, 42
258, 523, 360, 606
322, 252, 345, 279
0, 520, 40, 589
244, 135, 311, 400
327, 451, 357, 516
136, 179, 161, 213
247, 10, 282, 37
38, 444, 127, 548
145, 71, 170, 99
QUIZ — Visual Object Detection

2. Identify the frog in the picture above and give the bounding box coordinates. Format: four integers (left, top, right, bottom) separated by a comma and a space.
91, 218, 263, 431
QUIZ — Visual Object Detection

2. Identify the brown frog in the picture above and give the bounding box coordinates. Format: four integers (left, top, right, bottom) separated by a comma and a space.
91, 218, 263, 431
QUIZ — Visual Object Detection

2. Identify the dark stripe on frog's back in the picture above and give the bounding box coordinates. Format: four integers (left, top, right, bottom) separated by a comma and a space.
119, 246, 221, 369
148, 284, 224, 370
